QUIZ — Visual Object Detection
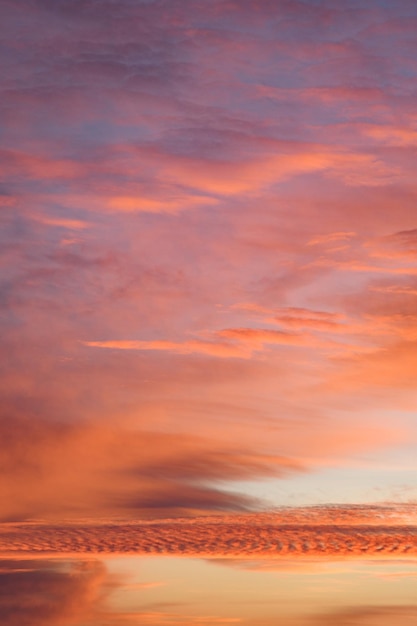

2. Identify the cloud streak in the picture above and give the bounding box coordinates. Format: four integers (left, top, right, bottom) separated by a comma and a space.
1, 506, 416, 559
1, 521, 416, 560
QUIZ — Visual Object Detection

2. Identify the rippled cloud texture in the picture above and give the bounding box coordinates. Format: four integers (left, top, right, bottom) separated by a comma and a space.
1, 0, 417, 525
2, 506, 417, 559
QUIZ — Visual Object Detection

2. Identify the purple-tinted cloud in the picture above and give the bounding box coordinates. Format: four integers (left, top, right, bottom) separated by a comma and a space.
1, 0, 417, 526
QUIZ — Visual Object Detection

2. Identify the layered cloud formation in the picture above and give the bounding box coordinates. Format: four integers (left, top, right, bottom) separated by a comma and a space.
1, 506, 416, 559
1, 0, 417, 523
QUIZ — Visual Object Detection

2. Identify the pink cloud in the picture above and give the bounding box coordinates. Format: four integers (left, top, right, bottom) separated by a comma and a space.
1, 0, 417, 537
83, 326, 310, 359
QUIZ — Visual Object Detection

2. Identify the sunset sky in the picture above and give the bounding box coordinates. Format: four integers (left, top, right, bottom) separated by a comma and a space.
1, 0, 417, 623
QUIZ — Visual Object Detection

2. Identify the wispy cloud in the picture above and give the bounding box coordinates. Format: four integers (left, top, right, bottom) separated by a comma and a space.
1, 0, 417, 527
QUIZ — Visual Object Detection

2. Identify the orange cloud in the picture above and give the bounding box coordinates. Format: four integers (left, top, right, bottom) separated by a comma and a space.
316, 605, 417, 626
217, 327, 307, 345
361, 124, 417, 146
105, 194, 218, 214
83, 326, 312, 360
31, 215, 90, 230
2, 0, 417, 540
0, 414, 304, 522
82, 338, 251, 359
307, 232, 357, 246
2, 507, 416, 559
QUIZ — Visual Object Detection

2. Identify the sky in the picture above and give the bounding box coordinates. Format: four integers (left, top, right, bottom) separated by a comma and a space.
2, 0, 417, 524
1, 0, 417, 622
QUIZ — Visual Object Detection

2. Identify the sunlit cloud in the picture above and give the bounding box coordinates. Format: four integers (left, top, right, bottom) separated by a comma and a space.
1, 506, 417, 560
2, 1, 417, 623
315, 605, 417, 626
1, 0, 417, 542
